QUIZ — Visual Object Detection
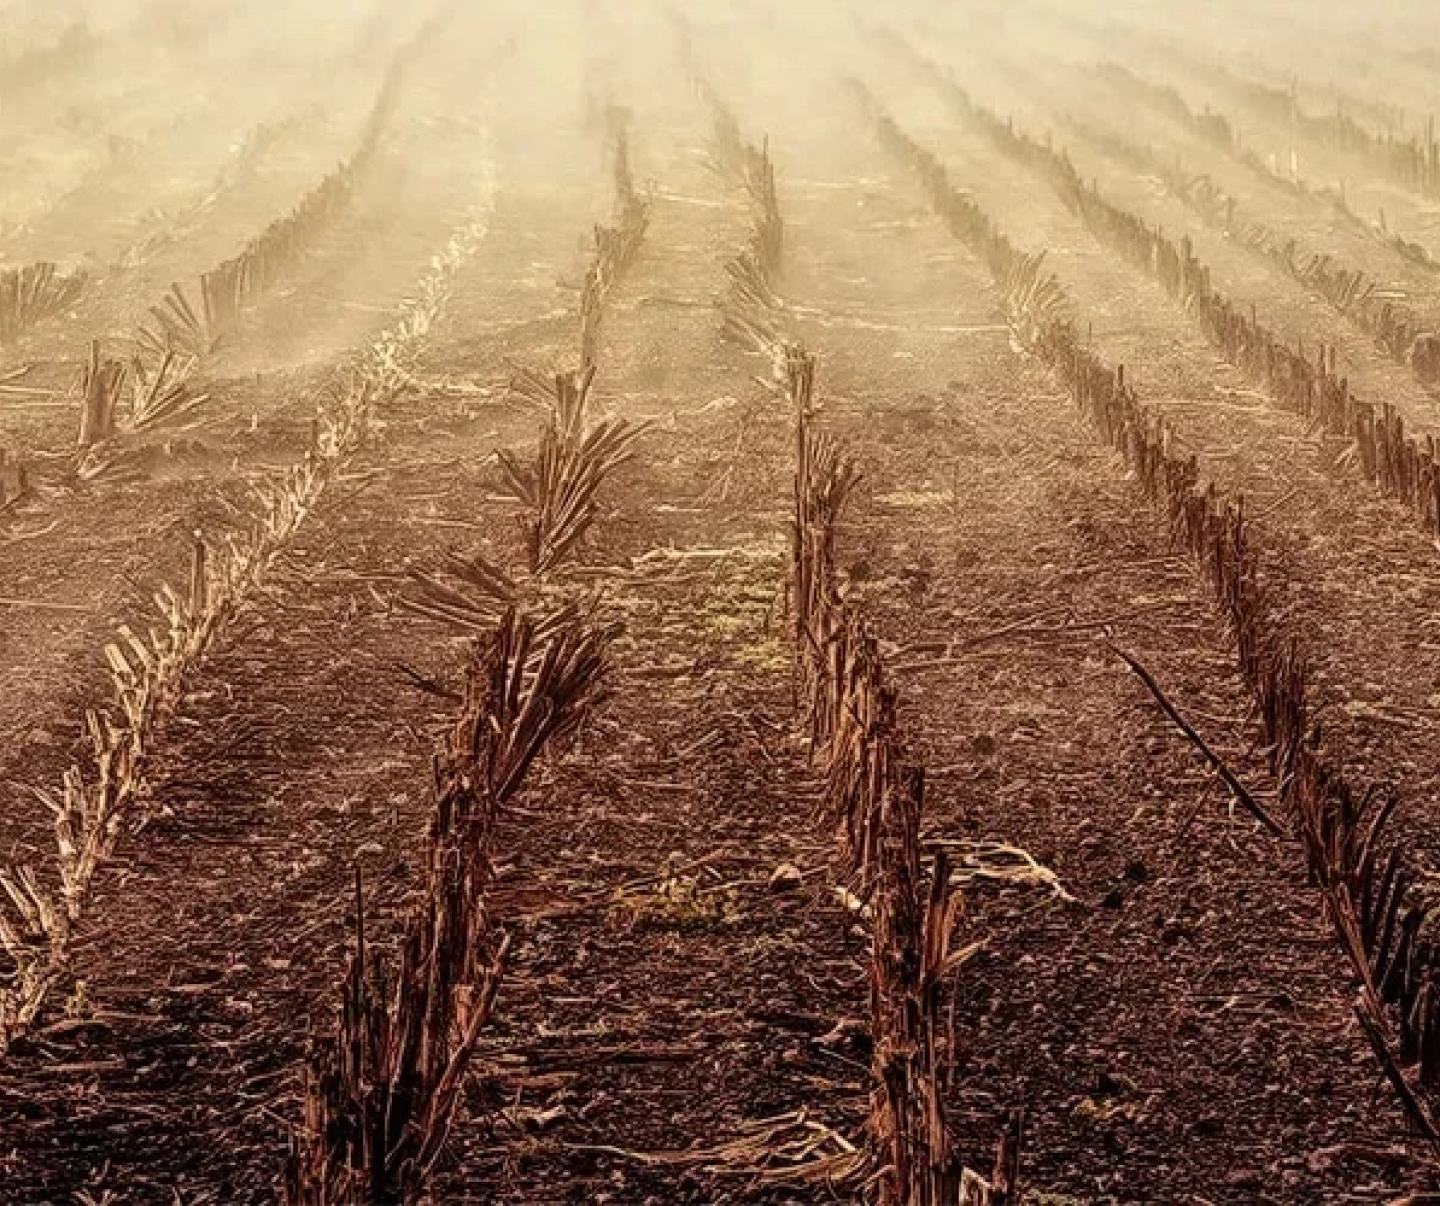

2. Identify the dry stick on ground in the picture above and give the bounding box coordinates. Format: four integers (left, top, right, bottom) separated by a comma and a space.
854, 80, 1440, 1141
284, 606, 613, 1204
1109, 642, 1282, 835
0, 195, 495, 1056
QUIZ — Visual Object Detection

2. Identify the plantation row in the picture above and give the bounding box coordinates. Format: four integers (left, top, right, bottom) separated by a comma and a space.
13, 5, 1440, 1198
789, 300, 1019, 1203
79, 20, 441, 462
1027, 1, 1440, 206
0, 10, 452, 525
204, 99, 651, 1200
855, 77, 1440, 1144
680, 55, 1028, 1198
1059, 114, 1440, 386
897, 43, 1440, 549
0, 175, 497, 1059
1140, 31, 1440, 202
1094, 61, 1440, 275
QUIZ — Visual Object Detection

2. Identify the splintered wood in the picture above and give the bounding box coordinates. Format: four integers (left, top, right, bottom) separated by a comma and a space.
285, 608, 612, 1203
791, 349, 1015, 1203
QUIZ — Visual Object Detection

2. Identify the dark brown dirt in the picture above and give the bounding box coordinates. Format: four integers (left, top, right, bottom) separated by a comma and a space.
6, 6, 1440, 1204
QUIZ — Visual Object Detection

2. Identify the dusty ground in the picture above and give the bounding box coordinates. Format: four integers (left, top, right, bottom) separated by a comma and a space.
4, 2, 1440, 1203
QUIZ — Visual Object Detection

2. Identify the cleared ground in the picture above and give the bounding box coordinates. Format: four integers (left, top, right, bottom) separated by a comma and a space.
3, 1, 1440, 1201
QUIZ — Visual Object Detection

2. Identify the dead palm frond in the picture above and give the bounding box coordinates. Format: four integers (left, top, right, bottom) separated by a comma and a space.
1000, 250, 1068, 343
741, 137, 783, 276
723, 250, 783, 353
400, 552, 519, 633
139, 279, 229, 358
578, 114, 650, 370
128, 349, 210, 431
456, 605, 614, 804
579, 208, 649, 369
498, 369, 647, 575
0, 262, 85, 344
504, 417, 647, 574
726, 251, 779, 315
507, 365, 568, 412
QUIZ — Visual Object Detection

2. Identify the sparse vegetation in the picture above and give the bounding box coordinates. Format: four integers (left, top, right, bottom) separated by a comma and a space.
9, 3, 1440, 1201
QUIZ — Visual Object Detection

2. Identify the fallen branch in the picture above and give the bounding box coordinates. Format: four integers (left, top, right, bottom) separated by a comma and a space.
1110, 643, 1283, 836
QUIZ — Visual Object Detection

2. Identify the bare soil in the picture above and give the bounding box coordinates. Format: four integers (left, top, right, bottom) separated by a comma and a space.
3, 5, 1440, 1203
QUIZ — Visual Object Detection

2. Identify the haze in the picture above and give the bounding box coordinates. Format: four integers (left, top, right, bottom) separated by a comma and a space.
2, 1, 1440, 1202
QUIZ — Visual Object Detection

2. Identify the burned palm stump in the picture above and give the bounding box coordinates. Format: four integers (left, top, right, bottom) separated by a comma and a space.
685, 66, 786, 348
497, 367, 646, 576
74, 340, 211, 463
76, 341, 125, 448
0, 449, 26, 517
285, 608, 612, 1204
